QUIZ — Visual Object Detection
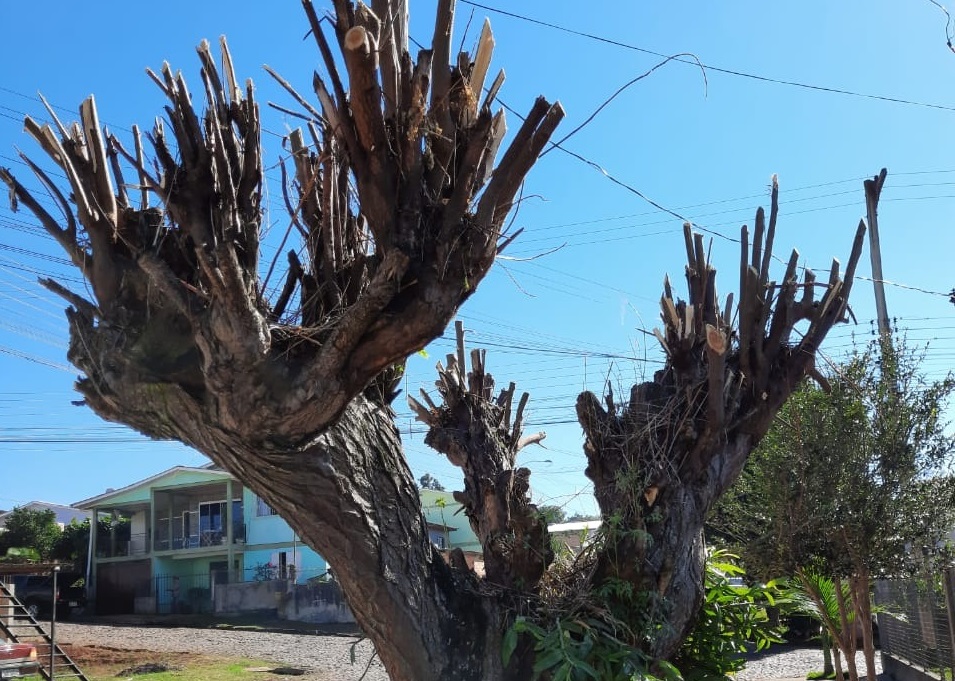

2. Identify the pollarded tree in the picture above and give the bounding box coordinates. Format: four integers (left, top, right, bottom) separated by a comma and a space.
0, 2, 867, 678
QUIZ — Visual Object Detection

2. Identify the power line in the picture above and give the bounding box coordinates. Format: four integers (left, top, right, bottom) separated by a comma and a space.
461, 0, 955, 113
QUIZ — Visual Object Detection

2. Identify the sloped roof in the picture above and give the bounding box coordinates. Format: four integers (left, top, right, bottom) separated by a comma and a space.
548, 520, 602, 534
0, 502, 90, 528
72, 466, 234, 509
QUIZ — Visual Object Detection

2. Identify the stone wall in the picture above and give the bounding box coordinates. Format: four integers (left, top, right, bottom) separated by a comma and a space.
214, 579, 353, 624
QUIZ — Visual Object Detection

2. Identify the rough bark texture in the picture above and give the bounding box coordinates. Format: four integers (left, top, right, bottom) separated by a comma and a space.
3, 1, 869, 678
410, 321, 552, 593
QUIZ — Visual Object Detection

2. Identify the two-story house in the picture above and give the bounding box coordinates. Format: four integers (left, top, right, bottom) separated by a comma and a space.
74, 465, 331, 614
74, 467, 478, 614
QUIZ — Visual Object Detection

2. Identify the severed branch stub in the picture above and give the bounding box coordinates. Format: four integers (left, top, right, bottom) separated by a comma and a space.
579, 175, 866, 508
410, 320, 552, 591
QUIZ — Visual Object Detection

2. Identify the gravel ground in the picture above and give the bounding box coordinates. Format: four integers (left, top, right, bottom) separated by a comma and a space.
55, 622, 389, 681
54, 622, 885, 680
737, 643, 884, 681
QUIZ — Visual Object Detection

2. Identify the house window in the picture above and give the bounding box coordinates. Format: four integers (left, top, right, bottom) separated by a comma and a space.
255, 495, 278, 517
428, 529, 446, 549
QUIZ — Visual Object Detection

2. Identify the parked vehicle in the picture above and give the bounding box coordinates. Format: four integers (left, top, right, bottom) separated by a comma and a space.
13, 572, 86, 620
0, 642, 38, 679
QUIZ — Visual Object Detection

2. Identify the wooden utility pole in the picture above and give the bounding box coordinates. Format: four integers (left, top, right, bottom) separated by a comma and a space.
864, 168, 890, 341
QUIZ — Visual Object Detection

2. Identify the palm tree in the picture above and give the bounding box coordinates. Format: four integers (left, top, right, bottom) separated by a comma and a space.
788, 570, 860, 681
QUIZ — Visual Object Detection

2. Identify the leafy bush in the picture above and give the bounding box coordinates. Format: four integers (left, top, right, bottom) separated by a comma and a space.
503, 549, 784, 680
504, 613, 682, 681
674, 550, 786, 680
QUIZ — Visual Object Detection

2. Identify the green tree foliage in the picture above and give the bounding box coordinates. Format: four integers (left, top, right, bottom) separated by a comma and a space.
538, 505, 567, 525
566, 513, 601, 523
503, 550, 784, 681
710, 339, 955, 681
675, 551, 786, 681
786, 569, 853, 680
0, 507, 62, 560
713, 339, 955, 578
418, 473, 446, 491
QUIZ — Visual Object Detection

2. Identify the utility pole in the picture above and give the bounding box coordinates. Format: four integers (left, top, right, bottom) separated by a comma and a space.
864, 168, 890, 342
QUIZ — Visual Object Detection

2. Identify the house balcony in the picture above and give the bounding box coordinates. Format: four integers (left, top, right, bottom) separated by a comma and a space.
153, 482, 244, 555
96, 532, 150, 558
153, 522, 246, 552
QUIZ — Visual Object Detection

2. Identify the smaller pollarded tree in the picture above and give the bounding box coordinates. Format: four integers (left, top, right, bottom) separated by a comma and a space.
711, 339, 955, 681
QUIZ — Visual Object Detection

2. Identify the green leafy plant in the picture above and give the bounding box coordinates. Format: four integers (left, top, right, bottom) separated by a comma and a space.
0, 546, 41, 562
504, 550, 783, 680
504, 615, 680, 681
673, 550, 786, 681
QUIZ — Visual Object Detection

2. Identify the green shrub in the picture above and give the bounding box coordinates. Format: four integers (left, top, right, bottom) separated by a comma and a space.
674, 550, 786, 680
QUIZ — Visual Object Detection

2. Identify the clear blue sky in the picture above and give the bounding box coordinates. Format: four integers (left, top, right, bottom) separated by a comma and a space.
2, 0, 955, 517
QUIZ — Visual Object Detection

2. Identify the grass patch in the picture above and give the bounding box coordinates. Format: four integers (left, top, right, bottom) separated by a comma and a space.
21, 644, 294, 680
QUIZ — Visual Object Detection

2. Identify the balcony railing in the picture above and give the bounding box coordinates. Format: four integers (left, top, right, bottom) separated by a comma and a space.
96, 532, 149, 558
154, 523, 246, 552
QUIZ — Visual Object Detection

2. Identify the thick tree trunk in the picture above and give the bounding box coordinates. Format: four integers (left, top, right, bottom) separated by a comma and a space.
76, 354, 507, 679
0, 7, 561, 676
228, 399, 499, 680
575, 209, 866, 660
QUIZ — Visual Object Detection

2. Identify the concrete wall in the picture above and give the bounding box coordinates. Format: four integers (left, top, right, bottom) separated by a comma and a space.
881, 653, 943, 681
244, 511, 294, 546
214, 579, 353, 624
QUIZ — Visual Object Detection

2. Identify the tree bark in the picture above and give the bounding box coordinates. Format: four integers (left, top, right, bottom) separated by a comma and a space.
833, 645, 845, 681
822, 632, 834, 677
852, 570, 877, 681
0, 5, 559, 679
834, 574, 860, 681
177, 395, 506, 679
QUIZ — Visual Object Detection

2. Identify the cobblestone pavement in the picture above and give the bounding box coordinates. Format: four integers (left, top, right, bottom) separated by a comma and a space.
737, 643, 883, 681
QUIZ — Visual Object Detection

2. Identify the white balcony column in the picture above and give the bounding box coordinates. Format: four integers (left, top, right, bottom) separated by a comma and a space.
226, 479, 234, 579
87, 510, 98, 602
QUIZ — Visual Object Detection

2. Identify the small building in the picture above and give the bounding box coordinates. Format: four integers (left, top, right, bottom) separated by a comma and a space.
549, 520, 602, 552
419, 489, 480, 552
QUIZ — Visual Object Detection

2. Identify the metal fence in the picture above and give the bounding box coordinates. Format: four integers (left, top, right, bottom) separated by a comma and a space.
155, 572, 214, 614
875, 569, 955, 680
